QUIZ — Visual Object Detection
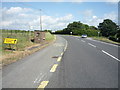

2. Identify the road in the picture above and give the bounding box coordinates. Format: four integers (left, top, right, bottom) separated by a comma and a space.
2, 35, 119, 89
2, 36, 66, 89
46, 35, 119, 89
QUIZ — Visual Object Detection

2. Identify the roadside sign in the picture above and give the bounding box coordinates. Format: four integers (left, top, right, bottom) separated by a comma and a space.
4, 38, 17, 44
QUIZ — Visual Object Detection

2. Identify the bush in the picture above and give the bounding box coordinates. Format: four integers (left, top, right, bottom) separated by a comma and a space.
109, 36, 117, 42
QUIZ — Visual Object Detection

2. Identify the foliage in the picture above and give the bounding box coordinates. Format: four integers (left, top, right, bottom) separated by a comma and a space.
55, 19, 120, 42
98, 19, 118, 37
55, 21, 99, 36
44, 30, 52, 33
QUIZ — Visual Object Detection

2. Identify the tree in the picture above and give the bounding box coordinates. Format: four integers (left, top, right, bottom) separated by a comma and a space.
44, 30, 52, 33
89, 26, 97, 30
98, 19, 118, 37
55, 21, 99, 36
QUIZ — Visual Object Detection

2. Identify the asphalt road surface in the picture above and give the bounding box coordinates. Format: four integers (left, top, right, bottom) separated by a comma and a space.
47, 35, 119, 89
2, 36, 66, 88
1, 35, 120, 89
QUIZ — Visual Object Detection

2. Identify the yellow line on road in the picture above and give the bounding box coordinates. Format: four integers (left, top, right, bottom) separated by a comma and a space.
57, 57, 62, 62
64, 46, 67, 51
37, 81, 49, 89
50, 64, 58, 72
61, 52, 64, 56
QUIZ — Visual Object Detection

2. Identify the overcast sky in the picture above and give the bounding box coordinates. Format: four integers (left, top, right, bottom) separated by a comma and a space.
1, 0, 119, 31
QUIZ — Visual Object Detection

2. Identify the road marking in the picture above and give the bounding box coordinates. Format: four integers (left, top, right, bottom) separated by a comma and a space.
102, 50, 120, 62
34, 78, 38, 84
64, 47, 67, 51
50, 64, 58, 72
88, 43, 96, 48
34, 73, 42, 83
61, 52, 64, 56
86, 38, 118, 47
64, 40, 68, 51
38, 74, 45, 83
34, 73, 46, 84
57, 57, 62, 62
37, 81, 49, 89
81, 40, 85, 42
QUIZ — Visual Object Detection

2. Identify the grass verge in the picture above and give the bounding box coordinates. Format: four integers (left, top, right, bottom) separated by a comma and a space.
92, 37, 120, 45
1, 32, 55, 68
45, 32, 55, 41
64, 34, 120, 45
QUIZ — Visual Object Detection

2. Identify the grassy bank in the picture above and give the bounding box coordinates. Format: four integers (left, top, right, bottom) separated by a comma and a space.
1, 30, 35, 55
92, 37, 120, 45
45, 32, 55, 41
1, 30, 55, 67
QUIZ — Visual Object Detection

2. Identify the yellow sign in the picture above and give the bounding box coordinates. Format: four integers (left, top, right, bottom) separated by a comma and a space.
4, 38, 17, 44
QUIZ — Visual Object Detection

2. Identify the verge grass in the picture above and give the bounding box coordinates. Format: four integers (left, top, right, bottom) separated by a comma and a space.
65, 34, 120, 45
45, 32, 55, 41
1, 31, 55, 67
2, 32, 35, 55
92, 36, 120, 45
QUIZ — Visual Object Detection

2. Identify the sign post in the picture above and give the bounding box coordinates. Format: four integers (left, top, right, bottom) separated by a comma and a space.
4, 38, 18, 50
4, 38, 17, 44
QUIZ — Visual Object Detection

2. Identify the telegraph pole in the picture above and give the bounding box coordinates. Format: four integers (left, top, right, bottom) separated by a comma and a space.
40, 9, 42, 31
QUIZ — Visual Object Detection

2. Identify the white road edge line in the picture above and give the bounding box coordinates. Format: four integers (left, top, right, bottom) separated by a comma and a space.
102, 50, 120, 62
86, 38, 118, 47
64, 40, 68, 52
88, 43, 96, 48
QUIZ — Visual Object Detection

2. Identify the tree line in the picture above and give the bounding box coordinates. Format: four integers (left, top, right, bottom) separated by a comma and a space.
54, 19, 120, 42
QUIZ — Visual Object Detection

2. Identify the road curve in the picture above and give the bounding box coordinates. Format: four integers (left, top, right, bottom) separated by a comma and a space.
47, 35, 119, 88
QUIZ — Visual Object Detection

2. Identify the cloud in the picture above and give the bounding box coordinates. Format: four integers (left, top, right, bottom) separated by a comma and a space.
6, 7, 32, 14
1, 7, 73, 30
29, 14, 73, 30
1, 6, 118, 31
81, 10, 118, 27
104, 11, 117, 21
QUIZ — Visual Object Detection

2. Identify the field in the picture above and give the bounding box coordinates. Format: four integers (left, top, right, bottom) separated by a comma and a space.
0, 30, 55, 66
1, 30, 35, 55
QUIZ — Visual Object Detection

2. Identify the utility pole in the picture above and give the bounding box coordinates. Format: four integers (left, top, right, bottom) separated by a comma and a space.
40, 9, 42, 31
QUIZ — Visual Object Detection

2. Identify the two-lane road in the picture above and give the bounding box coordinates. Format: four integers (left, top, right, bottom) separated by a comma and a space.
2, 35, 119, 89
47, 35, 119, 88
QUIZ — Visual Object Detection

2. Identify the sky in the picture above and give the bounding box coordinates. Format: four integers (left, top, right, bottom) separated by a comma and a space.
1, 0, 119, 31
